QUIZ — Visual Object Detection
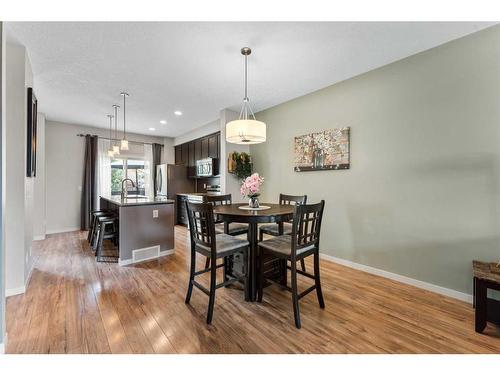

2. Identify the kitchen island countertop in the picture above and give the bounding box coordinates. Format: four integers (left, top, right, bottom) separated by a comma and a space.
100, 195, 175, 207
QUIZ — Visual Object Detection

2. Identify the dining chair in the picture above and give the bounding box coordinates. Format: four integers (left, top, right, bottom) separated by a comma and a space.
204, 194, 249, 268
257, 200, 325, 328
185, 201, 249, 324
259, 194, 308, 272
205, 194, 249, 236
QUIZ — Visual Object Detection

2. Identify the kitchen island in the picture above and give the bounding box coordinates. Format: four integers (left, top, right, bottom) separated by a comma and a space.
100, 196, 175, 266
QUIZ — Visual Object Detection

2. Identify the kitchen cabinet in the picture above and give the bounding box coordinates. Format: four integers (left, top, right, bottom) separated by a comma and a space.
181, 143, 189, 165
175, 145, 182, 165
208, 134, 218, 158
201, 137, 209, 159
195, 139, 202, 163
174, 131, 221, 169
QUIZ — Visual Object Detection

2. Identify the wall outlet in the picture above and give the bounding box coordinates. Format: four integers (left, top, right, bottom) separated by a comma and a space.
153, 210, 159, 218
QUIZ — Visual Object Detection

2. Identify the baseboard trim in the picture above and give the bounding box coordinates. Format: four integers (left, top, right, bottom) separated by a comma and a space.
320, 253, 473, 304
46, 227, 80, 235
6, 286, 26, 297
33, 234, 46, 241
119, 249, 175, 266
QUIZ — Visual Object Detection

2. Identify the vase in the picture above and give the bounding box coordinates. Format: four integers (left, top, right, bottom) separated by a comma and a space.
248, 195, 260, 208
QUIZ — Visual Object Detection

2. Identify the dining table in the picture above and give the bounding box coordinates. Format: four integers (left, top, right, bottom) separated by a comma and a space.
213, 203, 295, 301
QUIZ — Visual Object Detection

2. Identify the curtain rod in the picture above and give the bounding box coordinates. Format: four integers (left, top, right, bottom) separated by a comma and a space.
76, 133, 163, 147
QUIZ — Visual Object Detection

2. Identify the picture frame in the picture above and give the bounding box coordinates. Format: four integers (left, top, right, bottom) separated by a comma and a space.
294, 127, 350, 172
27, 87, 37, 177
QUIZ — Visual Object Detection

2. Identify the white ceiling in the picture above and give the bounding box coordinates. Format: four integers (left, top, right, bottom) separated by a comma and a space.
5, 22, 496, 138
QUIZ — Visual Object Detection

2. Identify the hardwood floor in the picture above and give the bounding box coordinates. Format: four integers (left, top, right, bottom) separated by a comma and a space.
5, 226, 500, 353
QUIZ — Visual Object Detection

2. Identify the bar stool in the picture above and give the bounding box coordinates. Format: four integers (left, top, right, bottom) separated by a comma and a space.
88, 209, 111, 245
95, 216, 119, 262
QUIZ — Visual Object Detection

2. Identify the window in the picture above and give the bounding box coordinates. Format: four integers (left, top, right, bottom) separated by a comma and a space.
111, 158, 146, 196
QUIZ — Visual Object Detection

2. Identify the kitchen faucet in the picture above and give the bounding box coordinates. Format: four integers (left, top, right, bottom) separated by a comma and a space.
121, 178, 136, 200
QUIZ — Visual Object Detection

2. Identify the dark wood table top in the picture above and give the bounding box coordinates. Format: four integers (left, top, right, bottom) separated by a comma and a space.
213, 203, 294, 223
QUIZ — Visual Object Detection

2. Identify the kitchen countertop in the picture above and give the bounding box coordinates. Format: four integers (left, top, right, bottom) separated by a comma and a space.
100, 195, 175, 207
176, 192, 222, 197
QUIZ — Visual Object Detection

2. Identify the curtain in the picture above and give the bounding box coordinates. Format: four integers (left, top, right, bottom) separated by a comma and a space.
80, 135, 98, 230
97, 138, 112, 208
152, 143, 162, 196
144, 143, 154, 198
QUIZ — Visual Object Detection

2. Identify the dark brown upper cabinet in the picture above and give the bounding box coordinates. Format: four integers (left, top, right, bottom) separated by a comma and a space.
174, 131, 220, 169
208, 134, 218, 159
201, 137, 209, 159
188, 142, 195, 166
181, 143, 189, 165
195, 139, 202, 162
175, 145, 182, 165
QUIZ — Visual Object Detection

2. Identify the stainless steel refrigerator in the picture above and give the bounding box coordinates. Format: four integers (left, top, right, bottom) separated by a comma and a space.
156, 164, 195, 198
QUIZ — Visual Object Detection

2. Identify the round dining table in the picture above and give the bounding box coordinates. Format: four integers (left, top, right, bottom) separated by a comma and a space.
213, 203, 294, 301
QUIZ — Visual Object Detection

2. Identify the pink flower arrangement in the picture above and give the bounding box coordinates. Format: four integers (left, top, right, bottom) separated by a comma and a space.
240, 173, 264, 197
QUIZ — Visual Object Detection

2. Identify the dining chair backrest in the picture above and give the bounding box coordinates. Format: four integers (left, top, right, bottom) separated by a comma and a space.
185, 201, 216, 252
280, 193, 307, 206
205, 194, 232, 206
290, 200, 325, 258
205, 194, 232, 223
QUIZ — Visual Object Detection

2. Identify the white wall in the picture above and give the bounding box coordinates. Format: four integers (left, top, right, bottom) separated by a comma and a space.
174, 119, 219, 145
45, 121, 166, 234
163, 137, 175, 164
33, 113, 46, 240
251, 25, 500, 296
0, 21, 6, 352
5, 43, 34, 295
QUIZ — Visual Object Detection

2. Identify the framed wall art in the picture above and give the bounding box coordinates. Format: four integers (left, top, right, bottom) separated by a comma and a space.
294, 127, 350, 172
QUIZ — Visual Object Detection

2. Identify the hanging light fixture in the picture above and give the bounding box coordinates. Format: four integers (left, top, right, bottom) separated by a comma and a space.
226, 47, 266, 144
107, 114, 115, 157
120, 92, 130, 150
112, 104, 120, 155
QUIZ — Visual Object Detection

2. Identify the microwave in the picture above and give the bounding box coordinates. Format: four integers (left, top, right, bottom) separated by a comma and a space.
196, 158, 218, 177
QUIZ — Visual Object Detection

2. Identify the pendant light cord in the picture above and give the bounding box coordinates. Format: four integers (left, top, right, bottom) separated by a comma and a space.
113, 105, 119, 145
244, 54, 248, 101
122, 94, 126, 139
108, 115, 113, 142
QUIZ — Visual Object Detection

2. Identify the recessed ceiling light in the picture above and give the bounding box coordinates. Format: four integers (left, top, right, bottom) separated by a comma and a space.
149, 127, 156, 131
159, 120, 167, 125
174, 110, 182, 116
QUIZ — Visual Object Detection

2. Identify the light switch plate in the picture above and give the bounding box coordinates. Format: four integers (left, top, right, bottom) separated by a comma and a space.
153, 210, 159, 218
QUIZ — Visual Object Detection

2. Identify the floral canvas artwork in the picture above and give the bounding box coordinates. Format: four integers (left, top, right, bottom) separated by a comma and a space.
294, 127, 350, 172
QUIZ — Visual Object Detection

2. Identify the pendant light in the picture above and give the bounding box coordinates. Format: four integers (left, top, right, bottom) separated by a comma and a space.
107, 114, 115, 157
226, 47, 266, 144
120, 92, 130, 150
112, 104, 120, 155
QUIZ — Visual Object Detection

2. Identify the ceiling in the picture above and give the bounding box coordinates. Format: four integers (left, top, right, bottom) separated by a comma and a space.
5, 22, 496, 138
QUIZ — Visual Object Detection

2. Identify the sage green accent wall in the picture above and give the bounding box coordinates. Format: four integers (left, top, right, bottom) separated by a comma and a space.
251, 25, 500, 295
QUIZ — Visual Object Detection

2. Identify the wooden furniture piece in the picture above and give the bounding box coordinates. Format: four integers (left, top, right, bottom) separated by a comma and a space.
213, 203, 295, 301
204, 194, 249, 269
205, 194, 249, 236
87, 209, 111, 245
174, 131, 220, 176
258, 201, 326, 329
472, 260, 500, 333
259, 194, 308, 272
185, 201, 249, 324
95, 216, 119, 262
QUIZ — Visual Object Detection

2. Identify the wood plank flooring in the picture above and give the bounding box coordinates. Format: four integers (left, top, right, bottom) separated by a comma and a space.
5, 226, 500, 353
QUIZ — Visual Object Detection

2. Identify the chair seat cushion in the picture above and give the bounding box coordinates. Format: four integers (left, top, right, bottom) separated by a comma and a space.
259, 235, 315, 257
197, 233, 249, 257
215, 222, 249, 235
259, 222, 293, 236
